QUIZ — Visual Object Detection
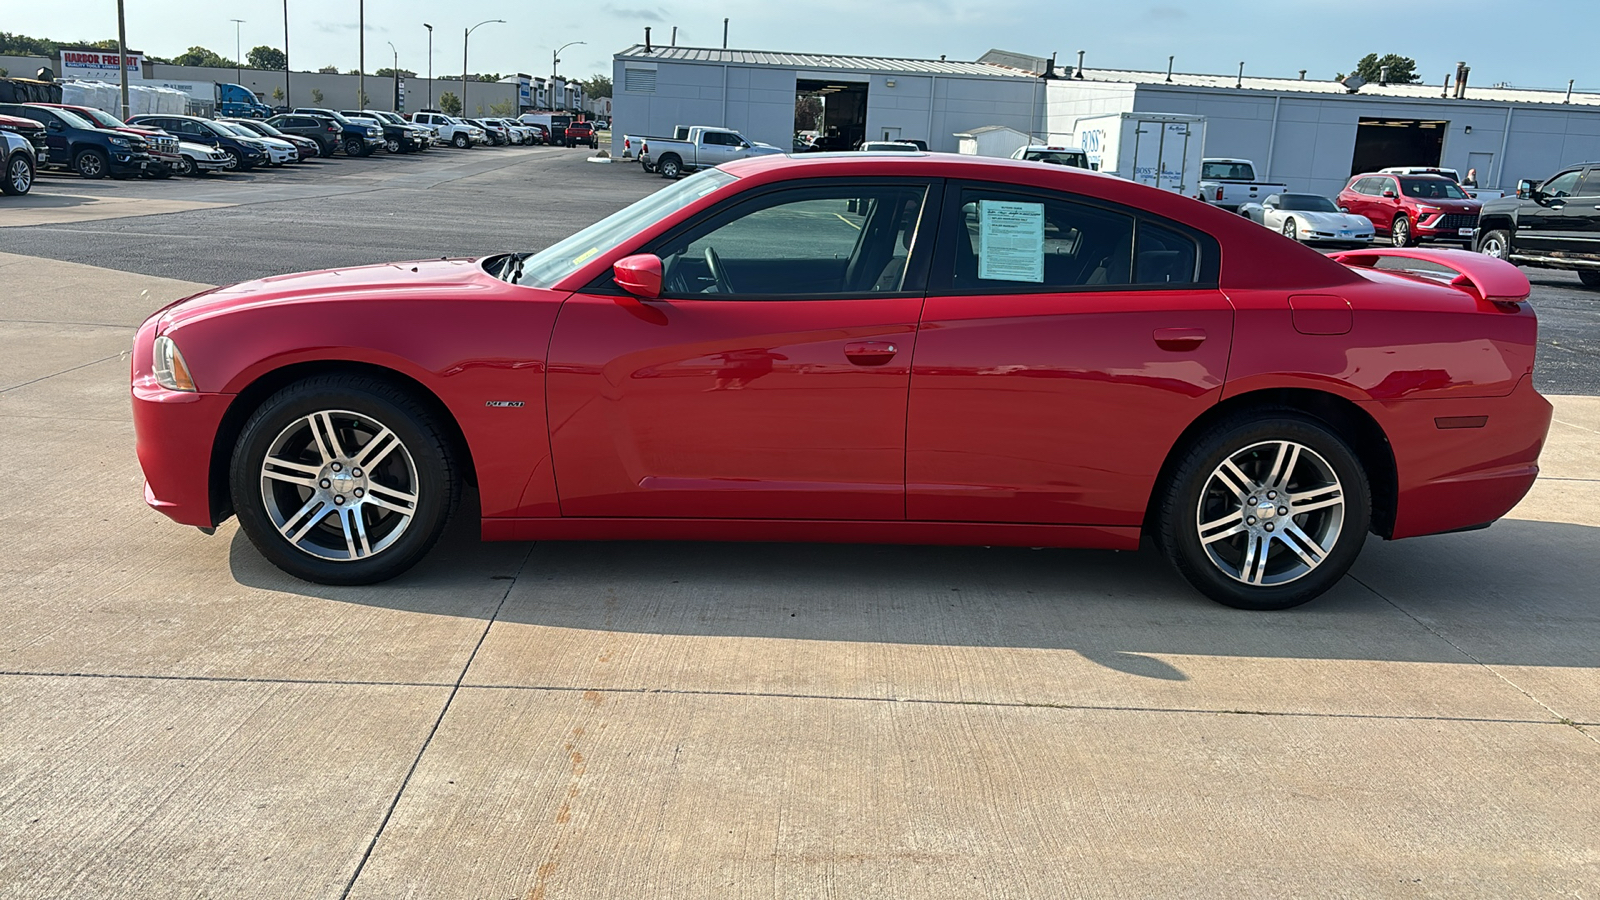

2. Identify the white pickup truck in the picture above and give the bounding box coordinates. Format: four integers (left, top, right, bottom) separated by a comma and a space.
1198, 158, 1288, 212
632, 126, 782, 179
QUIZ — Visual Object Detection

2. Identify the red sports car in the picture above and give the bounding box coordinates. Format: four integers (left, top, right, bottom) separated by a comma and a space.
131, 154, 1552, 609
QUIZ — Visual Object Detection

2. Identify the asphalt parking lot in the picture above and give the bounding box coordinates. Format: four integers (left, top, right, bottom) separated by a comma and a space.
1, 148, 1598, 897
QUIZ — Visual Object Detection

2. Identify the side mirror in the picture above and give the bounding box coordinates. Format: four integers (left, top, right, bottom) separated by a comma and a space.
46, 120, 64, 132
613, 254, 663, 299
1381, 189, 1397, 198
1517, 179, 1539, 200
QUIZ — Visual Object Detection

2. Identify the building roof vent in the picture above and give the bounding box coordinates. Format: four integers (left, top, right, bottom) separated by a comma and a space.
1340, 74, 1366, 93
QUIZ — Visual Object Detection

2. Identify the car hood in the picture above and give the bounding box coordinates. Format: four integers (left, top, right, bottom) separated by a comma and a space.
158, 258, 499, 332
1409, 198, 1481, 213
1293, 211, 1374, 230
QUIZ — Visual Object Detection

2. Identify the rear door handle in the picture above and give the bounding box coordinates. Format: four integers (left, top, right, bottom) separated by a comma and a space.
843, 341, 899, 366
1153, 327, 1207, 351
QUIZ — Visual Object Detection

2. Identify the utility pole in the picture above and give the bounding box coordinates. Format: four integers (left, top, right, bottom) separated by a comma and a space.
357, 0, 364, 109
283, 0, 291, 108
423, 23, 433, 108
723, 18, 729, 49
116, 0, 130, 119
231, 19, 245, 84
463, 19, 505, 117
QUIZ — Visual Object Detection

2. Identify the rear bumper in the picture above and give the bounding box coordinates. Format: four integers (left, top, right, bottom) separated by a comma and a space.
1367, 374, 1553, 539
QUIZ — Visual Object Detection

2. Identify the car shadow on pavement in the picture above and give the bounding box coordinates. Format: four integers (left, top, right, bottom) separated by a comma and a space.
226, 503, 1600, 671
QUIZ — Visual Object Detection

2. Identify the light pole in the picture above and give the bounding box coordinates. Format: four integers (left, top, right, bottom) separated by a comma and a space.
423, 23, 433, 108
553, 40, 585, 112
357, 0, 364, 110
386, 41, 398, 112
283, 0, 291, 108
116, 0, 129, 118
462, 18, 505, 117
230, 19, 245, 84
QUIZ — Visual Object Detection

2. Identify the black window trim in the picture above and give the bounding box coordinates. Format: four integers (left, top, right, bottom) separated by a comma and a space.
926, 179, 1221, 297
581, 175, 945, 301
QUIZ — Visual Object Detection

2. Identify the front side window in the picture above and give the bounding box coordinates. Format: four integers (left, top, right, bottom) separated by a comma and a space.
653, 183, 930, 297
1541, 170, 1582, 197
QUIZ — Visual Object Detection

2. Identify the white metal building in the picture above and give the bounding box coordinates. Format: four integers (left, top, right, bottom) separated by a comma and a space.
611, 43, 1600, 197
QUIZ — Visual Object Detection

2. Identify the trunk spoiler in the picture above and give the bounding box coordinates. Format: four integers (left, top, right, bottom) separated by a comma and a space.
1327, 247, 1529, 305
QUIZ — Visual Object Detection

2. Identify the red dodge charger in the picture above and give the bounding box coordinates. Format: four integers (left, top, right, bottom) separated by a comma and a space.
131, 153, 1552, 609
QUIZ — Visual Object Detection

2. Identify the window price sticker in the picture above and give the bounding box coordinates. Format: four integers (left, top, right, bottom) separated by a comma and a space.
978, 200, 1045, 283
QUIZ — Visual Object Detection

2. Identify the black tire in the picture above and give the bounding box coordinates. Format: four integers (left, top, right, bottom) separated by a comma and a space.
1477, 228, 1512, 260
73, 148, 109, 179
1282, 218, 1298, 241
344, 136, 364, 156
452, 132, 470, 149
223, 148, 245, 171
658, 154, 682, 179
1578, 270, 1600, 288
1156, 410, 1371, 611
1390, 215, 1414, 247
2, 151, 33, 195
230, 375, 459, 586
173, 155, 197, 177
318, 139, 336, 158
384, 137, 400, 153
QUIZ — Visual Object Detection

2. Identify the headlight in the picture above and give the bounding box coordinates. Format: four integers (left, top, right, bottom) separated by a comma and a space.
109, 136, 130, 147
152, 336, 197, 392
1416, 204, 1441, 212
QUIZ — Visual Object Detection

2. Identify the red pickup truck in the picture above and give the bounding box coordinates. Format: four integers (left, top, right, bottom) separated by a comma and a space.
564, 120, 597, 149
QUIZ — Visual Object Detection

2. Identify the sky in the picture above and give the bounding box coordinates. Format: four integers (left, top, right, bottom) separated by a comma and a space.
9, 0, 1599, 93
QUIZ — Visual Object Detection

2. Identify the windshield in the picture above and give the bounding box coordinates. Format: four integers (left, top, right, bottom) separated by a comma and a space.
1023, 150, 1088, 167
44, 107, 96, 129
200, 120, 240, 138
1201, 161, 1256, 181
75, 107, 127, 129
517, 168, 738, 288
250, 120, 285, 136
374, 112, 403, 124
448, 116, 468, 126
1400, 178, 1469, 200
221, 123, 257, 137
1278, 194, 1338, 212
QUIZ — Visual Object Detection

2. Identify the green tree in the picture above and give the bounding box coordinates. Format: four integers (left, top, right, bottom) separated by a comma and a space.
172, 45, 233, 68
439, 91, 461, 116
489, 98, 516, 116
356, 89, 369, 107
1351, 53, 1419, 85
271, 86, 284, 102
375, 68, 414, 79
310, 87, 325, 104
582, 74, 612, 99
795, 94, 822, 131
317, 65, 339, 74
247, 45, 286, 70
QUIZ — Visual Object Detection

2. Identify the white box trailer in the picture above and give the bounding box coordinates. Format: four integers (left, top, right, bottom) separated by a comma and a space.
1067, 113, 1206, 195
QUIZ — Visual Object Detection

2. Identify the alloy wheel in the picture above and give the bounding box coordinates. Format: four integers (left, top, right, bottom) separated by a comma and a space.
8, 155, 31, 193
258, 409, 420, 562
1195, 440, 1345, 586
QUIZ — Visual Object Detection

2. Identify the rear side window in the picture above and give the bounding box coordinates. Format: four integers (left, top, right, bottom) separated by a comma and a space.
1576, 170, 1600, 197
1136, 221, 1199, 285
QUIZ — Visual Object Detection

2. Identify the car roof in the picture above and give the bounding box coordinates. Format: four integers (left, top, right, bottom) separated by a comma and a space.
1021, 145, 1085, 152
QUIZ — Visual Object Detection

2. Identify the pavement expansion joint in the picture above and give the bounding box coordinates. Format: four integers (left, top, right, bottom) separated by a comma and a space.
0, 353, 124, 395
336, 541, 536, 900
1348, 572, 1599, 743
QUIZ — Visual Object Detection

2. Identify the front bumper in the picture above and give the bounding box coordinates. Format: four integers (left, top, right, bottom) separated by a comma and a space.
107, 153, 151, 175
131, 320, 235, 528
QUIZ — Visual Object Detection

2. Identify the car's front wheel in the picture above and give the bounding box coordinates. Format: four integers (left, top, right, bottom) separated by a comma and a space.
173, 155, 196, 177
1391, 214, 1414, 247
452, 133, 470, 149
1477, 228, 1512, 260
73, 148, 109, 179
1158, 412, 1370, 610
230, 376, 459, 585
1282, 218, 1298, 241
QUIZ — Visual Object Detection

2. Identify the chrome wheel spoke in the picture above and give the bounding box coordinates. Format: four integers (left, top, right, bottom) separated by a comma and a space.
279, 496, 330, 543
262, 469, 319, 489
364, 485, 417, 514
307, 412, 339, 463
1281, 521, 1329, 562
1199, 510, 1247, 545
1240, 534, 1269, 585
354, 426, 399, 469
1215, 460, 1253, 500
1290, 489, 1343, 515
1265, 441, 1301, 489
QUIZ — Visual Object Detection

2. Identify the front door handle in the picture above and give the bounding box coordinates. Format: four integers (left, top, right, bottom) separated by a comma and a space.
843, 341, 899, 366
1153, 327, 1207, 351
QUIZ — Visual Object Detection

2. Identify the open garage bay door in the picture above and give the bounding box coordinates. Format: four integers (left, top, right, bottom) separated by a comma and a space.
796, 78, 868, 151
1351, 118, 1447, 176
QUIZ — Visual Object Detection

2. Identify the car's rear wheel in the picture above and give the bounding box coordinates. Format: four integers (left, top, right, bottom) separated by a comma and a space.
1477, 228, 1511, 260
230, 376, 459, 585
1391, 215, 1414, 247
73, 148, 109, 179
658, 155, 682, 179
1282, 218, 1298, 241
1578, 270, 1600, 288
2, 151, 33, 195
318, 139, 336, 158
1157, 412, 1370, 610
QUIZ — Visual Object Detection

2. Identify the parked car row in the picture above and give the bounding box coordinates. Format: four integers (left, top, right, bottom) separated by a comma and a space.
0, 102, 557, 193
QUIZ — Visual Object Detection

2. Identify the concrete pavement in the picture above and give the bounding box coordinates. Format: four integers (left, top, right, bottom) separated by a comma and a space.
0, 248, 1595, 898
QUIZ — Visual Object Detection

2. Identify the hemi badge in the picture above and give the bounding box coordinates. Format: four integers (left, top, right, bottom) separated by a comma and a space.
486, 400, 525, 408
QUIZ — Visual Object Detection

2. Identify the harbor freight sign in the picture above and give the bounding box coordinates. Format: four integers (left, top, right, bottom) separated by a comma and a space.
61, 48, 145, 82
